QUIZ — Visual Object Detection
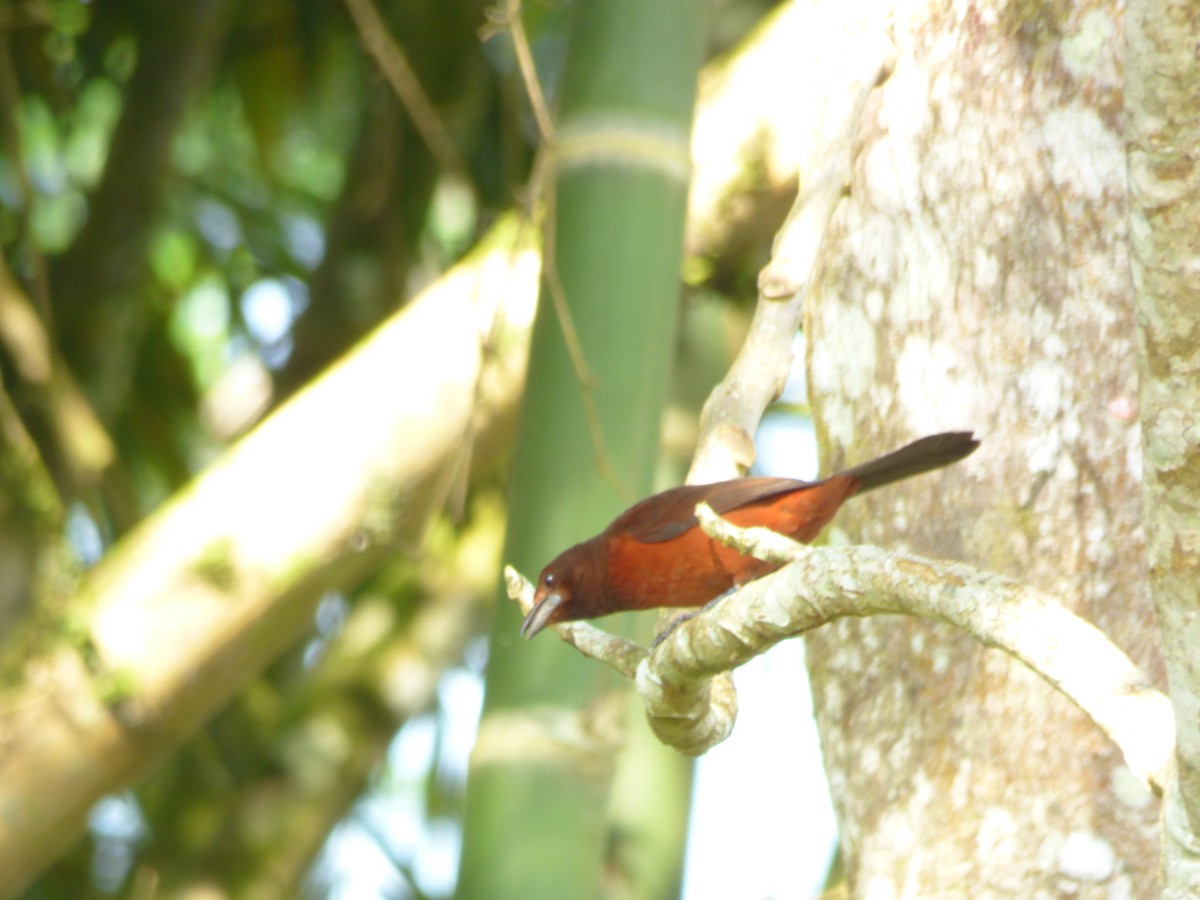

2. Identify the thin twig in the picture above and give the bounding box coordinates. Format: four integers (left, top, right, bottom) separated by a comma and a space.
502, 0, 554, 142
429, 221, 537, 520
537, 177, 629, 499
342, 0, 465, 180
497, 21, 627, 500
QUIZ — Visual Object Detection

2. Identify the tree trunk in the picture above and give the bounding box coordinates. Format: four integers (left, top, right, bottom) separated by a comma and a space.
1125, 0, 1200, 890
806, 0, 1161, 894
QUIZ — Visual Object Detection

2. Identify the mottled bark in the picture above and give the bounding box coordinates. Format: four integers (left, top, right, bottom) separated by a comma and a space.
1126, 0, 1200, 892
806, 0, 1159, 895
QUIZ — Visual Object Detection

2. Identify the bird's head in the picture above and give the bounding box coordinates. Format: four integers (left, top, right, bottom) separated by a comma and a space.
520, 568, 570, 639
520, 541, 602, 639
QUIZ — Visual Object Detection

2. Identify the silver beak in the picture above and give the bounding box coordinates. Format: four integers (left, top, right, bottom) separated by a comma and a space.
520, 592, 564, 640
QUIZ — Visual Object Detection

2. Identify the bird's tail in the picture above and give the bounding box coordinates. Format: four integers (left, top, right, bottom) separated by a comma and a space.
839, 431, 979, 494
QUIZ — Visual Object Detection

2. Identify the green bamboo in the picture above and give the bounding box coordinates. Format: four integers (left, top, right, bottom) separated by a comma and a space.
457, 0, 707, 896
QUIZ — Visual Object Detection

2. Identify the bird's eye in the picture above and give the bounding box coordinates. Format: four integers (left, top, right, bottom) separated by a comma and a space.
543, 573, 555, 587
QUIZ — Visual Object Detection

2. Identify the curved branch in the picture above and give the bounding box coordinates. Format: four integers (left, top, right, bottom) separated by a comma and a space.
508, 507, 1176, 793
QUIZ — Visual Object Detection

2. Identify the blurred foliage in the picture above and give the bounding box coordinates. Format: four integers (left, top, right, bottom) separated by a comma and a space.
0, 0, 783, 895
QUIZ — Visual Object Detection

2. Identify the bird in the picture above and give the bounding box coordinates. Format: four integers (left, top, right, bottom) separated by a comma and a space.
520, 431, 979, 639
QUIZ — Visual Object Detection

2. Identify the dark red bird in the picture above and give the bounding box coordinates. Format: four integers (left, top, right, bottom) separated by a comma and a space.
521, 431, 978, 639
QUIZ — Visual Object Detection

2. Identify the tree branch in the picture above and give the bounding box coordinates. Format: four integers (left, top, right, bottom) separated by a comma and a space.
0, 216, 536, 897
0, 256, 114, 489
686, 4, 894, 485
508, 506, 1176, 794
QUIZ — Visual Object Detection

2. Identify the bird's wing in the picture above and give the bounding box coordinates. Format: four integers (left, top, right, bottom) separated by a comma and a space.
618, 477, 816, 543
